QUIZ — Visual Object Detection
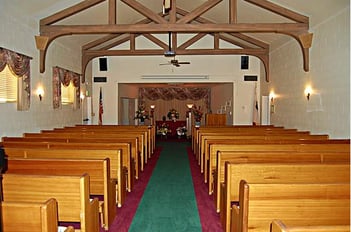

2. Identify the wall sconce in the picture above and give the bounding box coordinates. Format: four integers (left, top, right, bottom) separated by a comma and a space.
269, 91, 276, 113
304, 86, 312, 101
186, 103, 194, 109
36, 87, 44, 101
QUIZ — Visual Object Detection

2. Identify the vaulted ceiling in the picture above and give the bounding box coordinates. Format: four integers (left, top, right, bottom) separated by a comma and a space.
12, 0, 348, 82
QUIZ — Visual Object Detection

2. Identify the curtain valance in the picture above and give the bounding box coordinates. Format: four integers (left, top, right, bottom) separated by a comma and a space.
53, 66, 80, 109
0, 47, 31, 110
138, 87, 211, 111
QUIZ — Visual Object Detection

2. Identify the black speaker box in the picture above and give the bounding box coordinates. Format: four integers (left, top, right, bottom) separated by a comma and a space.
99, 57, 108, 71
241, 56, 249, 70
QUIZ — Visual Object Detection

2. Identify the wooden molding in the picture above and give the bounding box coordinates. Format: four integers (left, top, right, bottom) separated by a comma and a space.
36, 0, 312, 83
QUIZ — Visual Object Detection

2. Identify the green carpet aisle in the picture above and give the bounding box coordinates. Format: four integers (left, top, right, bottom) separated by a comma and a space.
129, 141, 202, 232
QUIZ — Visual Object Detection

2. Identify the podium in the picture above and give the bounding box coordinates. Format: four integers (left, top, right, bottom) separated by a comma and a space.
205, 114, 226, 126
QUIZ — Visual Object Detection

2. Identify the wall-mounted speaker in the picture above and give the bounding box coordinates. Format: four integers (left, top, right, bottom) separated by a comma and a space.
241, 56, 249, 70
94, 77, 107, 82
244, 75, 258, 81
99, 57, 108, 71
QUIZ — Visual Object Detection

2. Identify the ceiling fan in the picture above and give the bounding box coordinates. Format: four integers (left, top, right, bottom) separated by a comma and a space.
160, 32, 190, 67
160, 58, 190, 67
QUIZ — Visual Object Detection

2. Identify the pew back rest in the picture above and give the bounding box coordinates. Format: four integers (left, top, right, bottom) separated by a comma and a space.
270, 219, 351, 232
1, 198, 59, 232
236, 181, 350, 232
212, 150, 350, 211
2, 173, 99, 232
6, 157, 110, 195
225, 162, 350, 203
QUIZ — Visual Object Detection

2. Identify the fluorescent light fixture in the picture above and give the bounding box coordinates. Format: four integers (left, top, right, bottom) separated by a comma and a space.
141, 75, 209, 79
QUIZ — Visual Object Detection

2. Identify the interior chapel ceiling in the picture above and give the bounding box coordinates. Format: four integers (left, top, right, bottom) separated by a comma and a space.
7, 0, 349, 86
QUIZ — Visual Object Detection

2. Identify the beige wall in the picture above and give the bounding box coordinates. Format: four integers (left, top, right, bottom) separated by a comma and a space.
261, 7, 350, 138
0, 3, 83, 137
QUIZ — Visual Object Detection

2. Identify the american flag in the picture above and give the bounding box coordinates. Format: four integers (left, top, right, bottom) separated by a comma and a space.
98, 87, 103, 125
252, 82, 260, 126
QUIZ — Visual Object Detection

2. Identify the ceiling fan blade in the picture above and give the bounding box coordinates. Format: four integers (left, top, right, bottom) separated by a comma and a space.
159, 63, 171, 66
177, 62, 190, 64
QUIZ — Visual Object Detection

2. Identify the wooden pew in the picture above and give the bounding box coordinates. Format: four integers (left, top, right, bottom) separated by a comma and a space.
232, 180, 350, 232
271, 219, 350, 232
72, 124, 155, 155
196, 129, 314, 161
221, 162, 350, 232
1, 198, 75, 232
212, 150, 350, 212
3, 147, 126, 208
2, 173, 100, 232
191, 125, 279, 152
43, 126, 151, 161
208, 142, 350, 194
2, 140, 134, 193
3, 135, 143, 179
5, 157, 116, 230
201, 135, 335, 179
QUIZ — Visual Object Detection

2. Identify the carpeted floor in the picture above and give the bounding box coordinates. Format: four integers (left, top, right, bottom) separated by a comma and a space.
107, 139, 223, 232
129, 141, 202, 232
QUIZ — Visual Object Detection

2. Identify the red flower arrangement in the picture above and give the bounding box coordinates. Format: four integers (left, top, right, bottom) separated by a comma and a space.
192, 105, 203, 122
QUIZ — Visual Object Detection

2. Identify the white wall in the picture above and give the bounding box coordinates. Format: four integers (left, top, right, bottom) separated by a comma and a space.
91, 53, 261, 125
261, 7, 350, 138
0, 3, 83, 137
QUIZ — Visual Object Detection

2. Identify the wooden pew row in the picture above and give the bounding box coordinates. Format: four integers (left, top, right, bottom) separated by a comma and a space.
191, 125, 278, 151
2, 173, 100, 232
1, 198, 75, 232
232, 180, 350, 232
199, 133, 329, 166
72, 124, 156, 154
3, 135, 143, 179
201, 135, 334, 178
3, 147, 126, 208
196, 129, 311, 165
22, 132, 144, 172
208, 142, 350, 194
2, 141, 135, 193
46, 127, 151, 161
212, 150, 350, 212
5, 157, 116, 230
196, 129, 314, 160
270, 219, 350, 232
221, 162, 350, 232
193, 126, 294, 155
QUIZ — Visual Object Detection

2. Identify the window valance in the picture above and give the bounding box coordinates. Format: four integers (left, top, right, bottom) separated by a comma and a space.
0, 47, 31, 110
52, 66, 80, 109
138, 87, 211, 110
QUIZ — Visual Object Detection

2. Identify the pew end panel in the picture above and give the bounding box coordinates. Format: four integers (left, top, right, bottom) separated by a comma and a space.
270, 219, 351, 232
2, 173, 100, 232
233, 180, 350, 232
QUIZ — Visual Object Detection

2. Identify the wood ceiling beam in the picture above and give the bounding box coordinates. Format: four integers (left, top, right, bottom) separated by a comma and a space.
109, 0, 116, 24
40, 0, 106, 26
176, 7, 269, 49
120, 0, 167, 24
40, 23, 308, 35
229, 0, 237, 23
245, 0, 309, 24
143, 34, 169, 50
178, 33, 207, 50
176, 0, 222, 24
168, 0, 177, 23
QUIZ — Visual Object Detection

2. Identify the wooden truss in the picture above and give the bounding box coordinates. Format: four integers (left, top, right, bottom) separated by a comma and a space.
35, 0, 313, 82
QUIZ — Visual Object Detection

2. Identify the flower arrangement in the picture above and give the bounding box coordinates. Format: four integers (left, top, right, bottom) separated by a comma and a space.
158, 122, 169, 135
192, 105, 203, 122
134, 105, 149, 121
167, 108, 179, 120
176, 126, 187, 137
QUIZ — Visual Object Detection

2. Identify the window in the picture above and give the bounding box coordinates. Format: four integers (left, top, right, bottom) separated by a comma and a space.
0, 64, 18, 103
61, 81, 76, 105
